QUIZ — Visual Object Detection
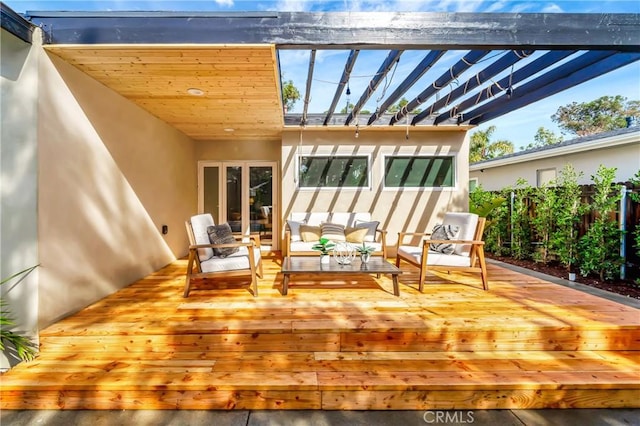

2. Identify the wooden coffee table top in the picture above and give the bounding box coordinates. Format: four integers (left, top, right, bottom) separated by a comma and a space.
282, 256, 401, 275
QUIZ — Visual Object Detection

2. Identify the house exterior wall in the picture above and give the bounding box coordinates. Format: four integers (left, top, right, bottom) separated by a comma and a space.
196, 138, 281, 162
0, 28, 40, 369
469, 142, 640, 191
36, 51, 197, 328
281, 129, 470, 252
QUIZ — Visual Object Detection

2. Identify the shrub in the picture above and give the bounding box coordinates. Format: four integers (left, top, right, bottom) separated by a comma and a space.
550, 164, 585, 273
578, 165, 623, 281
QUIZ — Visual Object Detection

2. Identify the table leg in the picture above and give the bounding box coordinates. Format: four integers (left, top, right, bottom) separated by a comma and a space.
392, 274, 399, 296
283, 274, 289, 295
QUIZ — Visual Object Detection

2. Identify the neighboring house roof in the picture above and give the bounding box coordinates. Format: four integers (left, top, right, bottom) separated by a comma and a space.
469, 126, 640, 171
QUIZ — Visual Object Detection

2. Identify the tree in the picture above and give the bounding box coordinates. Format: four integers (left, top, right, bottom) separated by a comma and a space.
387, 98, 421, 114
578, 165, 623, 281
339, 103, 370, 114
282, 79, 300, 113
551, 164, 585, 275
469, 125, 515, 163
520, 127, 563, 151
551, 95, 640, 137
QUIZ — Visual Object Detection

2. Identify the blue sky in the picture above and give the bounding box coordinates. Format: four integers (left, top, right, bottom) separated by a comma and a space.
5, 0, 640, 147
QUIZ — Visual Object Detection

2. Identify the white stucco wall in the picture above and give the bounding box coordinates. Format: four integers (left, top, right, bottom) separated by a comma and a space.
36, 50, 197, 328
282, 128, 470, 252
0, 28, 40, 369
470, 142, 640, 191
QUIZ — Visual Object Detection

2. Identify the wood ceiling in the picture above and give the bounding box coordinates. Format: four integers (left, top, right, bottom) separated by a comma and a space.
45, 44, 284, 141
9, 11, 638, 143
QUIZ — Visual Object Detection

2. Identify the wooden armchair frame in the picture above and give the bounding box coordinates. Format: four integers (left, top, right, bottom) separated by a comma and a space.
184, 219, 263, 297
395, 217, 488, 291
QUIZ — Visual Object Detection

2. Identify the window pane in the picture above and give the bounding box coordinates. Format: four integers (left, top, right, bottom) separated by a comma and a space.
384, 156, 454, 187
299, 156, 368, 188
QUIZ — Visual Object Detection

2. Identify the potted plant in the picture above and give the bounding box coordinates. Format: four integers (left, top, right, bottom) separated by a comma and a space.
355, 242, 375, 263
312, 238, 335, 264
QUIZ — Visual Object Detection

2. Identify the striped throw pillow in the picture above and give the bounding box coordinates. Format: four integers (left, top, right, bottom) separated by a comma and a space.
320, 222, 346, 242
429, 224, 460, 255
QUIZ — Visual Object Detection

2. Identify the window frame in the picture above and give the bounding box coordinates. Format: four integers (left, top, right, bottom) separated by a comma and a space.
382, 154, 458, 190
296, 154, 372, 190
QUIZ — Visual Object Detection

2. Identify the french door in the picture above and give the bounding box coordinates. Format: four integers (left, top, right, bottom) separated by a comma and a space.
198, 161, 277, 249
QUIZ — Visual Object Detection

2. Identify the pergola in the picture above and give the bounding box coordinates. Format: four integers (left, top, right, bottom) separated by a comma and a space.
3, 7, 639, 141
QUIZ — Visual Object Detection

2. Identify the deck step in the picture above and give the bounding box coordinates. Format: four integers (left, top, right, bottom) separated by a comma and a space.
1, 259, 639, 410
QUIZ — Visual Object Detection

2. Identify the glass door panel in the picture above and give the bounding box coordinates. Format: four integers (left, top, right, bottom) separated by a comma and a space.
203, 166, 220, 224
250, 166, 274, 244
226, 165, 243, 233
199, 161, 278, 250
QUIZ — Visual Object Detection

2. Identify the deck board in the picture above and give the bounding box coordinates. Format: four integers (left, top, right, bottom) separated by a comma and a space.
1, 256, 639, 410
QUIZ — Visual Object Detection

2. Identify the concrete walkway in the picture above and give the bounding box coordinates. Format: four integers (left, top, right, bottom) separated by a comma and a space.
2, 409, 639, 426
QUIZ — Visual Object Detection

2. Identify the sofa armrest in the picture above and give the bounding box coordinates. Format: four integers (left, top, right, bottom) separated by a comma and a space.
376, 228, 388, 259
284, 229, 292, 257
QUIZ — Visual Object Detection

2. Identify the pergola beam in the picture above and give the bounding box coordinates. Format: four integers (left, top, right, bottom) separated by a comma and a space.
389, 50, 490, 125
301, 49, 316, 126
468, 52, 640, 125
345, 49, 402, 126
412, 49, 533, 126
1, 2, 34, 43
25, 11, 640, 52
367, 50, 445, 125
323, 50, 359, 126
432, 50, 577, 126
464, 51, 632, 125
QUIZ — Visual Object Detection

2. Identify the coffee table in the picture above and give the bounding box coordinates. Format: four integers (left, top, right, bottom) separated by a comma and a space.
281, 256, 401, 296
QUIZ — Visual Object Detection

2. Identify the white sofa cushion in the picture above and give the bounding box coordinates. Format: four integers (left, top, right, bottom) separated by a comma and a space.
290, 212, 331, 227
331, 212, 372, 227
442, 212, 479, 257
290, 240, 383, 253
290, 212, 372, 227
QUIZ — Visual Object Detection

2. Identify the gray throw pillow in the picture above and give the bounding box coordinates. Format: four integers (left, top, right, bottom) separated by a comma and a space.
429, 224, 460, 255
207, 223, 239, 258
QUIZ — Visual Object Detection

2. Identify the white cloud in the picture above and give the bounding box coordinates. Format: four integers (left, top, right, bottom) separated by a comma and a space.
273, 0, 312, 11
215, 0, 234, 6
542, 3, 564, 13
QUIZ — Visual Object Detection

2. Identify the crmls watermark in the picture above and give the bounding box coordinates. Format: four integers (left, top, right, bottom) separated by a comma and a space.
423, 410, 475, 424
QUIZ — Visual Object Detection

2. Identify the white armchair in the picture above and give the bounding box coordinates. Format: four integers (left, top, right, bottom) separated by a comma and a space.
395, 212, 488, 291
184, 213, 263, 297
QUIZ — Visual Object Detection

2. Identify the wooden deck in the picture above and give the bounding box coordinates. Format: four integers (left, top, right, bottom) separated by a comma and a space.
1, 255, 639, 410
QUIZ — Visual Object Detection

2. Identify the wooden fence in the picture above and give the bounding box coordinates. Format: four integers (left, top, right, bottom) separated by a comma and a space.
492, 182, 640, 281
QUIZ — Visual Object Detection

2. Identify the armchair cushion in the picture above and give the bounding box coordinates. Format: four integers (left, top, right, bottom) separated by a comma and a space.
200, 246, 262, 273
190, 213, 215, 262
207, 223, 239, 258
429, 224, 460, 255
